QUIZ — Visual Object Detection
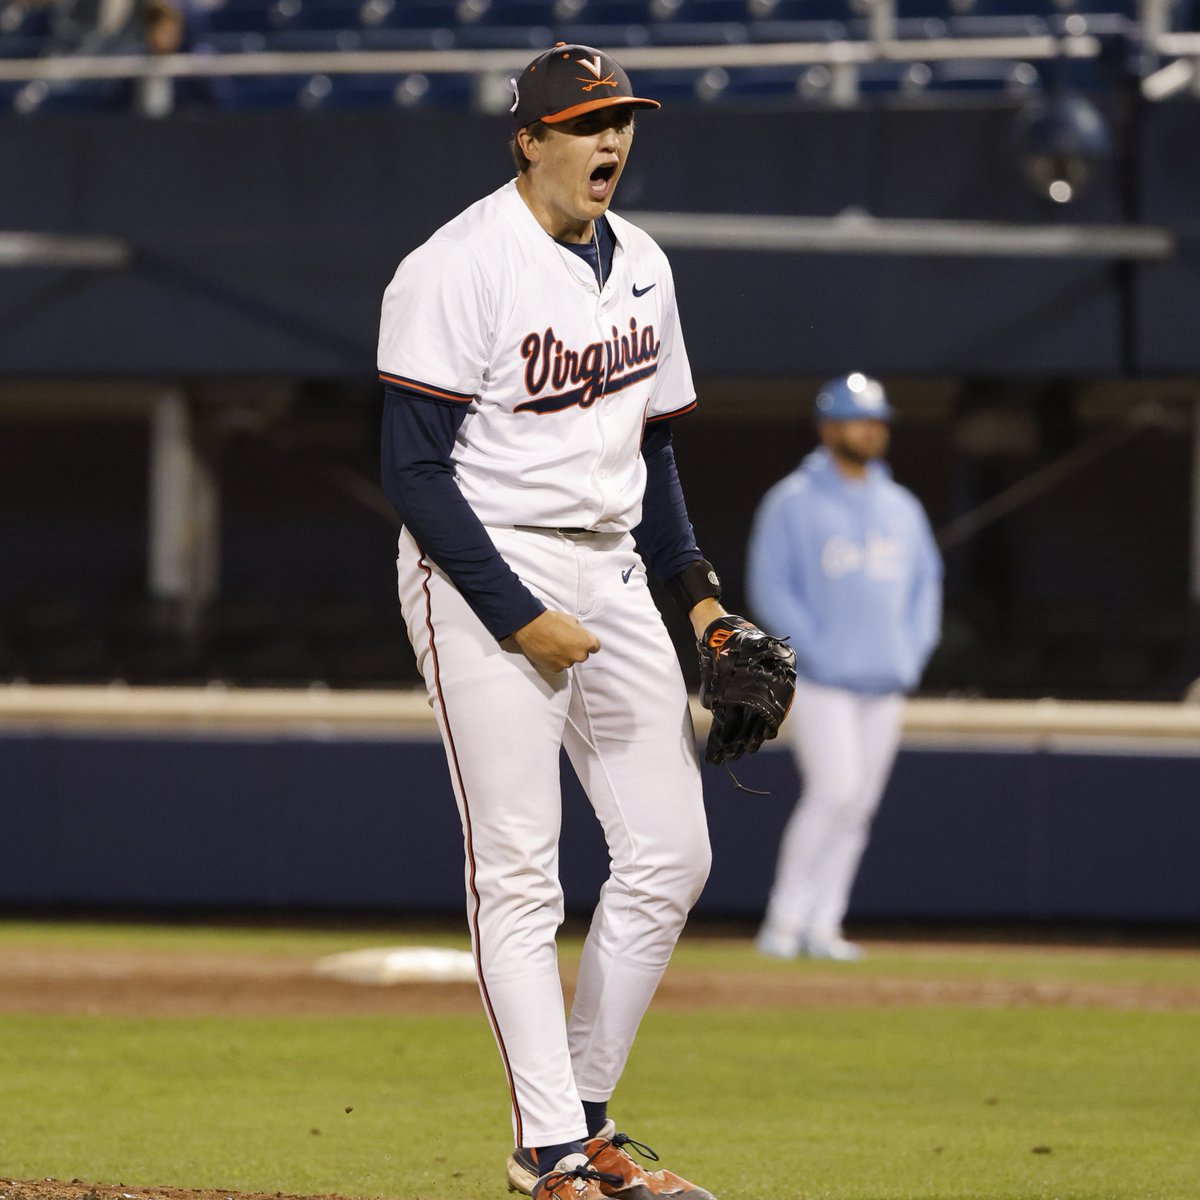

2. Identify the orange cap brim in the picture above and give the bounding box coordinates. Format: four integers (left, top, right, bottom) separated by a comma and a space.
540, 95, 662, 124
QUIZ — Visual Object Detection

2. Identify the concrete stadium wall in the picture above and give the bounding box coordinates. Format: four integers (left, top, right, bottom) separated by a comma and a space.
2, 690, 1198, 923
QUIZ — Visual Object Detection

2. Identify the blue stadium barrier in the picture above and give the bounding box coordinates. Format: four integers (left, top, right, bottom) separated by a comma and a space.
2, 728, 1198, 922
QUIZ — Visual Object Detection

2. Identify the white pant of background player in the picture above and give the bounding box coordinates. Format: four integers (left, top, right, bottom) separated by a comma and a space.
760, 676, 904, 958
396, 523, 711, 1148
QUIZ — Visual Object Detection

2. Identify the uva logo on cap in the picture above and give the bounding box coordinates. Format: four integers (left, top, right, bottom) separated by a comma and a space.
576, 55, 617, 92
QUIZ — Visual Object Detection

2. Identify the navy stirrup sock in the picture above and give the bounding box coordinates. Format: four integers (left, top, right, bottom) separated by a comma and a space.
534, 1140, 586, 1174
582, 1100, 608, 1138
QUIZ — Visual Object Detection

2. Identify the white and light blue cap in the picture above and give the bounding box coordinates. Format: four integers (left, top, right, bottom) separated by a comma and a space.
813, 373, 893, 423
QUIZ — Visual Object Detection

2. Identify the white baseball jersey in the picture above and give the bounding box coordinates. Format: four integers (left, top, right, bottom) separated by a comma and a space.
377, 178, 696, 531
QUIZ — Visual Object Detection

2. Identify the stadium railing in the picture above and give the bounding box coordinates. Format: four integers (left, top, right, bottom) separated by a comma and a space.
2, 0, 1198, 113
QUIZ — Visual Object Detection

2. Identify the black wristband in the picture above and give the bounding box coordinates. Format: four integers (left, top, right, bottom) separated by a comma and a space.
664, 558, 722, 615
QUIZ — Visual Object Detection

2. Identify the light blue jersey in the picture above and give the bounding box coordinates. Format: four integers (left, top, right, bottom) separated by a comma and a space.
747, 447, 943, 695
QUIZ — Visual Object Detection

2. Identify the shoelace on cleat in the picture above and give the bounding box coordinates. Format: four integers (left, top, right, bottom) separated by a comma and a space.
608, 1132, 660, 1163
543, 1164, 624, 1195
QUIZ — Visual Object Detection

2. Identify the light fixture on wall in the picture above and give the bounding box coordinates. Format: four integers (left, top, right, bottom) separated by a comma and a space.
1013, 92, 1113, 205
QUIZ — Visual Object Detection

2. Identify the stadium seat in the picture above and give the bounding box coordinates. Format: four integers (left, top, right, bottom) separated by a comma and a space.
553, 21, 655, 44
0, 0, 51, 57
455, 0, 561, 25
925, 57, 1042, 90
262, 0, 365, 30
672, 0, 753, 19
362, 0, 461, 28
260, 69, 474, 110
945, 12, 1051, 35
890, 15, 950, 36
0, 0, 51, 38
647, 19, 750, 41
8, 77, 124, 113
749, 0, 860, 19
205, 30, 270, 52
855, 59, 927, 94
894, 0, 959, 18
565, 0, 659, 24
0, 33, 43, 57
224, 72, 331, 110
723, 63, 807, 101
205, 0, 277, 33
264, 28, 365, 50
627, 65, 731, 101
746, 17, 852, 40
453, 21, 557, 46
356, 25, 460, 47
968, 0, 1136, 15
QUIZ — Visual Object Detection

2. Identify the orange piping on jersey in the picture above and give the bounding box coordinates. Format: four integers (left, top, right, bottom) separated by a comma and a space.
645, 399, 698, 423
417, 551, 525, 1146
379, 373, 474, 403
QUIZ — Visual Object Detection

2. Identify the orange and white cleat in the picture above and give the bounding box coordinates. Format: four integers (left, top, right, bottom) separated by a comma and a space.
530, 1153, 623, 1200
509, 1122, 716, 1200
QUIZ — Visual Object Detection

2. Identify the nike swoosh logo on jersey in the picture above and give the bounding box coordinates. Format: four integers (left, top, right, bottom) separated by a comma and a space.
632, 282, 655, 298
621, 566, 635, 584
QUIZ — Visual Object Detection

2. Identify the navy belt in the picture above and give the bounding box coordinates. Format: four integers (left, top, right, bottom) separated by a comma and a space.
514, 525, 592, 535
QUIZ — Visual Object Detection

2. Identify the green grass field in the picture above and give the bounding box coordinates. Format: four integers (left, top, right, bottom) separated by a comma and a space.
1, 921, 1197, 1200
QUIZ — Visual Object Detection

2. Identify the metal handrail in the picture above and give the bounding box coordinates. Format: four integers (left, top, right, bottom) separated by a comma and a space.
0, 34, 1106, 84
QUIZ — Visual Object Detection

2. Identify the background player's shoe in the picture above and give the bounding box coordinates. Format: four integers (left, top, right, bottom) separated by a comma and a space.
804, 934, 865, 962
509, 1123, 717, 1200
530, 1153, 623, 1200
755, 927, 801, 959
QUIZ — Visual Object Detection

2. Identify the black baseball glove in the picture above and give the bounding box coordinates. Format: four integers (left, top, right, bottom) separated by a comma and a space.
697, 615, 797, 765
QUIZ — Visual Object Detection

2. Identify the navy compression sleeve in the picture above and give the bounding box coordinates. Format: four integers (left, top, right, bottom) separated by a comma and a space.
380, 383, 544, 640
634, 420, 706, 581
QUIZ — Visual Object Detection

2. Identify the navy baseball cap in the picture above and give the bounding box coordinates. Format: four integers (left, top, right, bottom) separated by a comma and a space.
510, 42, 661, 128
813, 373, 894, 423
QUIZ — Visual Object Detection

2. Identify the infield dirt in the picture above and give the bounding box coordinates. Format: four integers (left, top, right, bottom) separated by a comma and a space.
1, 942, 1198, 1019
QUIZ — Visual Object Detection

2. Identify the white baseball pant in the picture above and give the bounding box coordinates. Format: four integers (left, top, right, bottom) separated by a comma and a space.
396, 524, 711, 1148
762, 677, 904, 948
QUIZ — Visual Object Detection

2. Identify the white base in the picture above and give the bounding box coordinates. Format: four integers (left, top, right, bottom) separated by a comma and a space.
314, 946, 477, 984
